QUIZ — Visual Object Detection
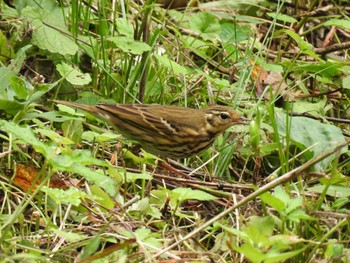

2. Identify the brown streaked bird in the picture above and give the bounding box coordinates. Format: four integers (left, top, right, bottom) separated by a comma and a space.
52, 100, 248, 158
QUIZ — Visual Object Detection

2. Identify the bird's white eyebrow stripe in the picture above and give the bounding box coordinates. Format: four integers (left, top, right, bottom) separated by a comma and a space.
211, 110, 230, 115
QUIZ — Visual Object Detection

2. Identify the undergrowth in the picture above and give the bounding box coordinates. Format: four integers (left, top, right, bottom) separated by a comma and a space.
0, 0, 349, 262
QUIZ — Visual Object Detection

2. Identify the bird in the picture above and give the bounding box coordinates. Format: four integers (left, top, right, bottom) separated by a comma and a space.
52, 100, 248, 158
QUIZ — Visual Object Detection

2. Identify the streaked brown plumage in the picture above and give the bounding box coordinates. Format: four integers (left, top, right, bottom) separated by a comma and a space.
52, 100, 248, 158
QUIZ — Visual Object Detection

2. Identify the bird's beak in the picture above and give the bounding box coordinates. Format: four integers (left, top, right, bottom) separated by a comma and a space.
238, 117, 251, 124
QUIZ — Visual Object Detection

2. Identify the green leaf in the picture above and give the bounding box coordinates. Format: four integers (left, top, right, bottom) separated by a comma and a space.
155, 54, 189, 75
89, 185, 115, 210
267, 13, 297, 24
342, 75, 350, 89
0, 67, 15, 94
282, 29, 320, 61
8, 45, 32, 74
276, 112, 347, 171
0, 100, 24, 115
41, 187, 90, 206
286, 98, 327, 116
116, 18, 134, 38
123, 172, 153, 182
127, 197, 162, 219
36, 128, 74, 145
308, 185, 350, 198
0, 120, 118, 197
259, 192, 286, 212
220, 22, 252, 43
264, 248, 305, 262
51, 152, 118, 197
80, 235, 100, 259
82, 131, 121, 143
0, 120, 47, 155
55, 103, 85, 116
24, 110, 84, 122
134, 228, 162, 249
236, 242, 266, 263
288, 61, 343, 78
324, 19, 350, 30
107, 36, 151, 55
21, 6, 78, 55
0, 30, 15, 62
172, 188, 217, 202
272, 186, 302, 214
62, 120, 84, 144
287, 209, 314, 222
51, 228, 87, 243
9, 76, 29, 99
56, 62, 92, 85
33, 22, 78, 55
189, 12, 221, 42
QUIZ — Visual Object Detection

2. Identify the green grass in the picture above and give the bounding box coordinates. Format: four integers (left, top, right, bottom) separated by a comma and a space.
0, 0, 350, 262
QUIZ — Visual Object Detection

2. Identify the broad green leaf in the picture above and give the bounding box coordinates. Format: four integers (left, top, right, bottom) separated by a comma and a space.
264, 248, 305, 263
41, 186, 90, 206
116, 18, 134, 38
259, 192, 286, 212
82, 131, 121, 143
286, 98, 327, 116
55, 142, 118, 195
234, 242, 266, 263
27, 82, 58, 103
32, 21, 78, 55
22, 6, 78, 55
62, 120, 84, 144
0, 68, 15, 94
0, 120, 47, 155
56, 62, 92, 85
51, 228, 87, 243
155, 54, 189, 75
80, 235, 100, 258
123, 172, 153, 182
107, 36, 151, 55
0, 30, 14, 62
0, 100, 24, 115
260, 143, 279, 155
282, 29, 312, 50
220, 22, 251, 43
189, 12, 221, 42
276, 112, 346, 171
0, 120, 118, 196
324, 19, 350, 30
134, 228, 162, 249
55, 103, 85, 116
127, 197, 162, 219
36, 128, 74, 145
288, 61, 343, 78
267, 13, 297, 24
282, 29, 320, 61
287, 209, 314, 222
173, 187, 217, 202
247, 216, 275, 237
52, 155, 117, 197
342, 75, 350, 89
9, 76, 29, 99
308, 185, 350, 198
89, 185, 115, 210
8, 45, 33, 75
23, 111, 84, 122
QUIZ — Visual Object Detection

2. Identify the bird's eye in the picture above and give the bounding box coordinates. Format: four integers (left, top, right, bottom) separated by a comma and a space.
220, 113, 229, 120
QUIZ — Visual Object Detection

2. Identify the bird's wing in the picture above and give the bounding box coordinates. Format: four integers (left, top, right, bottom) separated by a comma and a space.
97, 104, 192, 138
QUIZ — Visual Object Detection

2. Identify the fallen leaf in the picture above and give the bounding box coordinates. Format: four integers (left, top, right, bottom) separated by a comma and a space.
13, 164, 70, 192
